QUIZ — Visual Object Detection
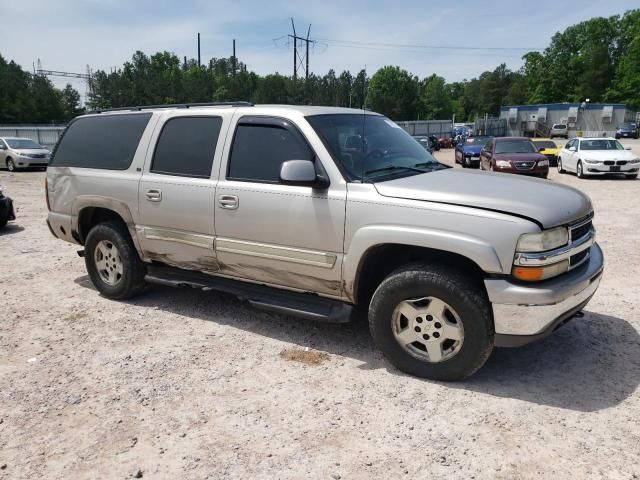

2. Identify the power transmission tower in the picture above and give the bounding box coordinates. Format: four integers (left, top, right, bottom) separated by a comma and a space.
289, 18, 314, 80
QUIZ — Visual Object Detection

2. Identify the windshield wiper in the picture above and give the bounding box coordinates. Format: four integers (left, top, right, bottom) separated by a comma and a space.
413, 162, 450, 170
364, 165, 429, 176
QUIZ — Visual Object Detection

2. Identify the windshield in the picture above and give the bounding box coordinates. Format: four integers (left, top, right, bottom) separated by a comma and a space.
307, 114, 444, 182
620, 123, 636, 129
463, 136, 491, 146
580, 139, 624, 151
553, 124, 567, 129
533, 140, 557, 149
495, 140, 537, 154
6, 138, 43, 149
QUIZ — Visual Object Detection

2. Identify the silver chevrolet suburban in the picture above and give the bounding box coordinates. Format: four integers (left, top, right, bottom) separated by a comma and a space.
46, 103, 603, 381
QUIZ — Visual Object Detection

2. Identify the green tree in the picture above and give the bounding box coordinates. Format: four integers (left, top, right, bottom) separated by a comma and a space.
419, 74, 453, 120
367, 66, 419, 120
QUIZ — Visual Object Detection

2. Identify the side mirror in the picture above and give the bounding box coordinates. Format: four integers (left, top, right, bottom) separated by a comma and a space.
279, 160, 328, 188
569, 146, 577, 152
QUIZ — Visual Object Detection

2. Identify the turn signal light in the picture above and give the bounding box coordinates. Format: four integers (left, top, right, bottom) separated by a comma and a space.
512, 260, 569, 282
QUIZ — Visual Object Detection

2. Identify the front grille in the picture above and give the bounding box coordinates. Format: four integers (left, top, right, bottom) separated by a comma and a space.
570, 249, 589, 267
29, 163, 48, 168
514, 161, 535, 170
570, 219, 593, 242
617, 161, 627, 166
604, 161, 614, 166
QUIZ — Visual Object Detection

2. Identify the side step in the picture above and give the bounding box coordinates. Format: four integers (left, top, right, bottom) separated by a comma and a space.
144, 264, 353, 324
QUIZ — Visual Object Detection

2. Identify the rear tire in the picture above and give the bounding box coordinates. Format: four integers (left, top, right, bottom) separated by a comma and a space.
85, 221, 147, 300
368, 262, 494, 381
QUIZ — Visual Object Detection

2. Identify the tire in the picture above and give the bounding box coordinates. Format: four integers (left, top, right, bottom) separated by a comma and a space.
577, 160, 584, 179
368, 262, 494, 381
6, 158, 16, 172
557, 157, 565, 173
84, 221, 147, 300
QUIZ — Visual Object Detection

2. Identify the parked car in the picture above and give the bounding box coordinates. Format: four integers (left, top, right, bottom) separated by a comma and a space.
532, 139, 562, 167
558, 137, 639, 179
480, 137, 549, 178
429, 135, 440, 151
0, 185, 16, 228
455, 136, 492, 168
0, 137, 51, 171
46, 103, 603, 381
412, 135, 435, 153
615, 123, 638, 139
550, 124, 568, 139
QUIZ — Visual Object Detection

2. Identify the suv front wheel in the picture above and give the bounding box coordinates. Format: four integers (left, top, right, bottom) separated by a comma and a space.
85, 221, 147, 299
368, 263, 494, 381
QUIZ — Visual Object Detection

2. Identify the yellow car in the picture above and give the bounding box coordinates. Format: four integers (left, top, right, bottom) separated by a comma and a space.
532, 138, 563, 166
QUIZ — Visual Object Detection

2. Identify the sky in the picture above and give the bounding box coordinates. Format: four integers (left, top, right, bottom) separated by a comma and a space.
3, 0, 638, 100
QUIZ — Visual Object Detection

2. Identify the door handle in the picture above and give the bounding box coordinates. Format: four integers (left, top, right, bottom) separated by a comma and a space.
218, 194, 239, 210
145, 189, 162, 202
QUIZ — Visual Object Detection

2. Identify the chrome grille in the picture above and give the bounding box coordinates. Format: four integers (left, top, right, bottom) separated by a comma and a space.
514, 161, 535, 170
570, 218, 593, 242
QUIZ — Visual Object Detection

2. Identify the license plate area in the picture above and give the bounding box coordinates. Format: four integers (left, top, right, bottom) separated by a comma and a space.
610, 166, 621, 172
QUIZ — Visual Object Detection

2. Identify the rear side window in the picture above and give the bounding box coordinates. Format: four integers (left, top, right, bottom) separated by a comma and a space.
51, 113, 151, 169
151, 117, 222, 178
228, 123, 313, 183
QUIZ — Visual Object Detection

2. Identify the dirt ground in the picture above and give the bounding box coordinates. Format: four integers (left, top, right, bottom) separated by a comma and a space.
1, 140, 639, 479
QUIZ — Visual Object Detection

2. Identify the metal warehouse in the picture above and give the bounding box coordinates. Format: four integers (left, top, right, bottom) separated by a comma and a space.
499, 103, 638, 138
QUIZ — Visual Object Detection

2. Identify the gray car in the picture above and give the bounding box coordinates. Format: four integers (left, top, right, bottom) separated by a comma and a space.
549, 123, 569, 139
0, 137, 51, 171
45, 103, 603, 381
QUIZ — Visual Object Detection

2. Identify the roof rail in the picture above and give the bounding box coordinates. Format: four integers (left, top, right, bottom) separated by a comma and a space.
88, 101, 254, 114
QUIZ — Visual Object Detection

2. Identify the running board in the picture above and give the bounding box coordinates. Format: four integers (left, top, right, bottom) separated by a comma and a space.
144, 264, 353, 323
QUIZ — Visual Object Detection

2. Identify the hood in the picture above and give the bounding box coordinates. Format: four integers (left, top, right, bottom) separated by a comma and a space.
579, 150, 636, 161
374, 169, 592, 228
494, 152, 546, 162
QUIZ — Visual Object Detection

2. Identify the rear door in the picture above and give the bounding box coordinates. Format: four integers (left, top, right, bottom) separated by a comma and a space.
213, 114, 346, 296
137, 112, 231, 271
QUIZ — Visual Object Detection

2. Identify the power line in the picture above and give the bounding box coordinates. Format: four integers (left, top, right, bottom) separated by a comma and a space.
315, 38, 544, 52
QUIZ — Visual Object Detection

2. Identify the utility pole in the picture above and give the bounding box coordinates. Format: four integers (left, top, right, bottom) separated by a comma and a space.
197, 32, 201, 67
232, 39, 236, 76
289, 18, 314, 80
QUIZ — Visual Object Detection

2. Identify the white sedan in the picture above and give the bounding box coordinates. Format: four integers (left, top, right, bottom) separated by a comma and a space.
557, 137, 639, 179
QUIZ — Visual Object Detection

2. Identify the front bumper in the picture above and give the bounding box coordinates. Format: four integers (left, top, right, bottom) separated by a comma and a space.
16, 156, 49, 168
485, 243, 604, 346
583, 164, 638, 175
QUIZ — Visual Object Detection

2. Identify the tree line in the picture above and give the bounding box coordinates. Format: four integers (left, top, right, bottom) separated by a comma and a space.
1, 9, 638, 124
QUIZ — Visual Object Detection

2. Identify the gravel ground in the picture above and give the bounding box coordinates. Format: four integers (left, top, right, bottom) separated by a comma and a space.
1, 140, 639, 479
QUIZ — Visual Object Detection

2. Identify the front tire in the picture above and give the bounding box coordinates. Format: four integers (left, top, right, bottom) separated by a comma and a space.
577, 160, 585, 179
368, 263, 494, 381
6, 158, 16, 172
557, 157, 565, 173
85, 221, 147, 300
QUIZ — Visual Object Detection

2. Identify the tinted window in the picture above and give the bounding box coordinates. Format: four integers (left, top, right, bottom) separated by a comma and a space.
51, 113, 151, 169
228, 123, 313, 182
151, 117, 222, 178
532, 140, 556, 149
495, 140, 537, 154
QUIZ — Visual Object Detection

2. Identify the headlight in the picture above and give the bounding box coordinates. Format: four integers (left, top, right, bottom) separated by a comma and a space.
516, 226, 569, 252
512, 260, 569, 281
583, 158, 600, 164
630, 158, 640, 164
538, 159, 549, 167
495, 160, 511, 168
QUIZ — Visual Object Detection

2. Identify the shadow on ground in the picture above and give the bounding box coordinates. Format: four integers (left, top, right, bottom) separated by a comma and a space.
75, 275, 640, 412
0, 224, 25, 236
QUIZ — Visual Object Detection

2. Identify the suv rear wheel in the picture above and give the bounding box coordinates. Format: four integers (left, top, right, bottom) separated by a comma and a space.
368, 262, 493, 381
85, 221, 147, 299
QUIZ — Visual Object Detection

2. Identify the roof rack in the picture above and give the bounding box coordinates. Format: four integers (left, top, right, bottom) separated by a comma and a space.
89, 101, 254, 114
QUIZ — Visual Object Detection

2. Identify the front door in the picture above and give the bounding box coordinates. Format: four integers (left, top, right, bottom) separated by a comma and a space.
137, 114, 228, 272
214, 115, 346, 296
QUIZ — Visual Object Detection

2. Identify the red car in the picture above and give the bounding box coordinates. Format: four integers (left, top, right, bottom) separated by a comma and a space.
479, 137, 549, 178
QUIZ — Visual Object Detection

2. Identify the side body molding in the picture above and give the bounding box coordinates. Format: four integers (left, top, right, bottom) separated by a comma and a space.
342, 225, 504, 301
